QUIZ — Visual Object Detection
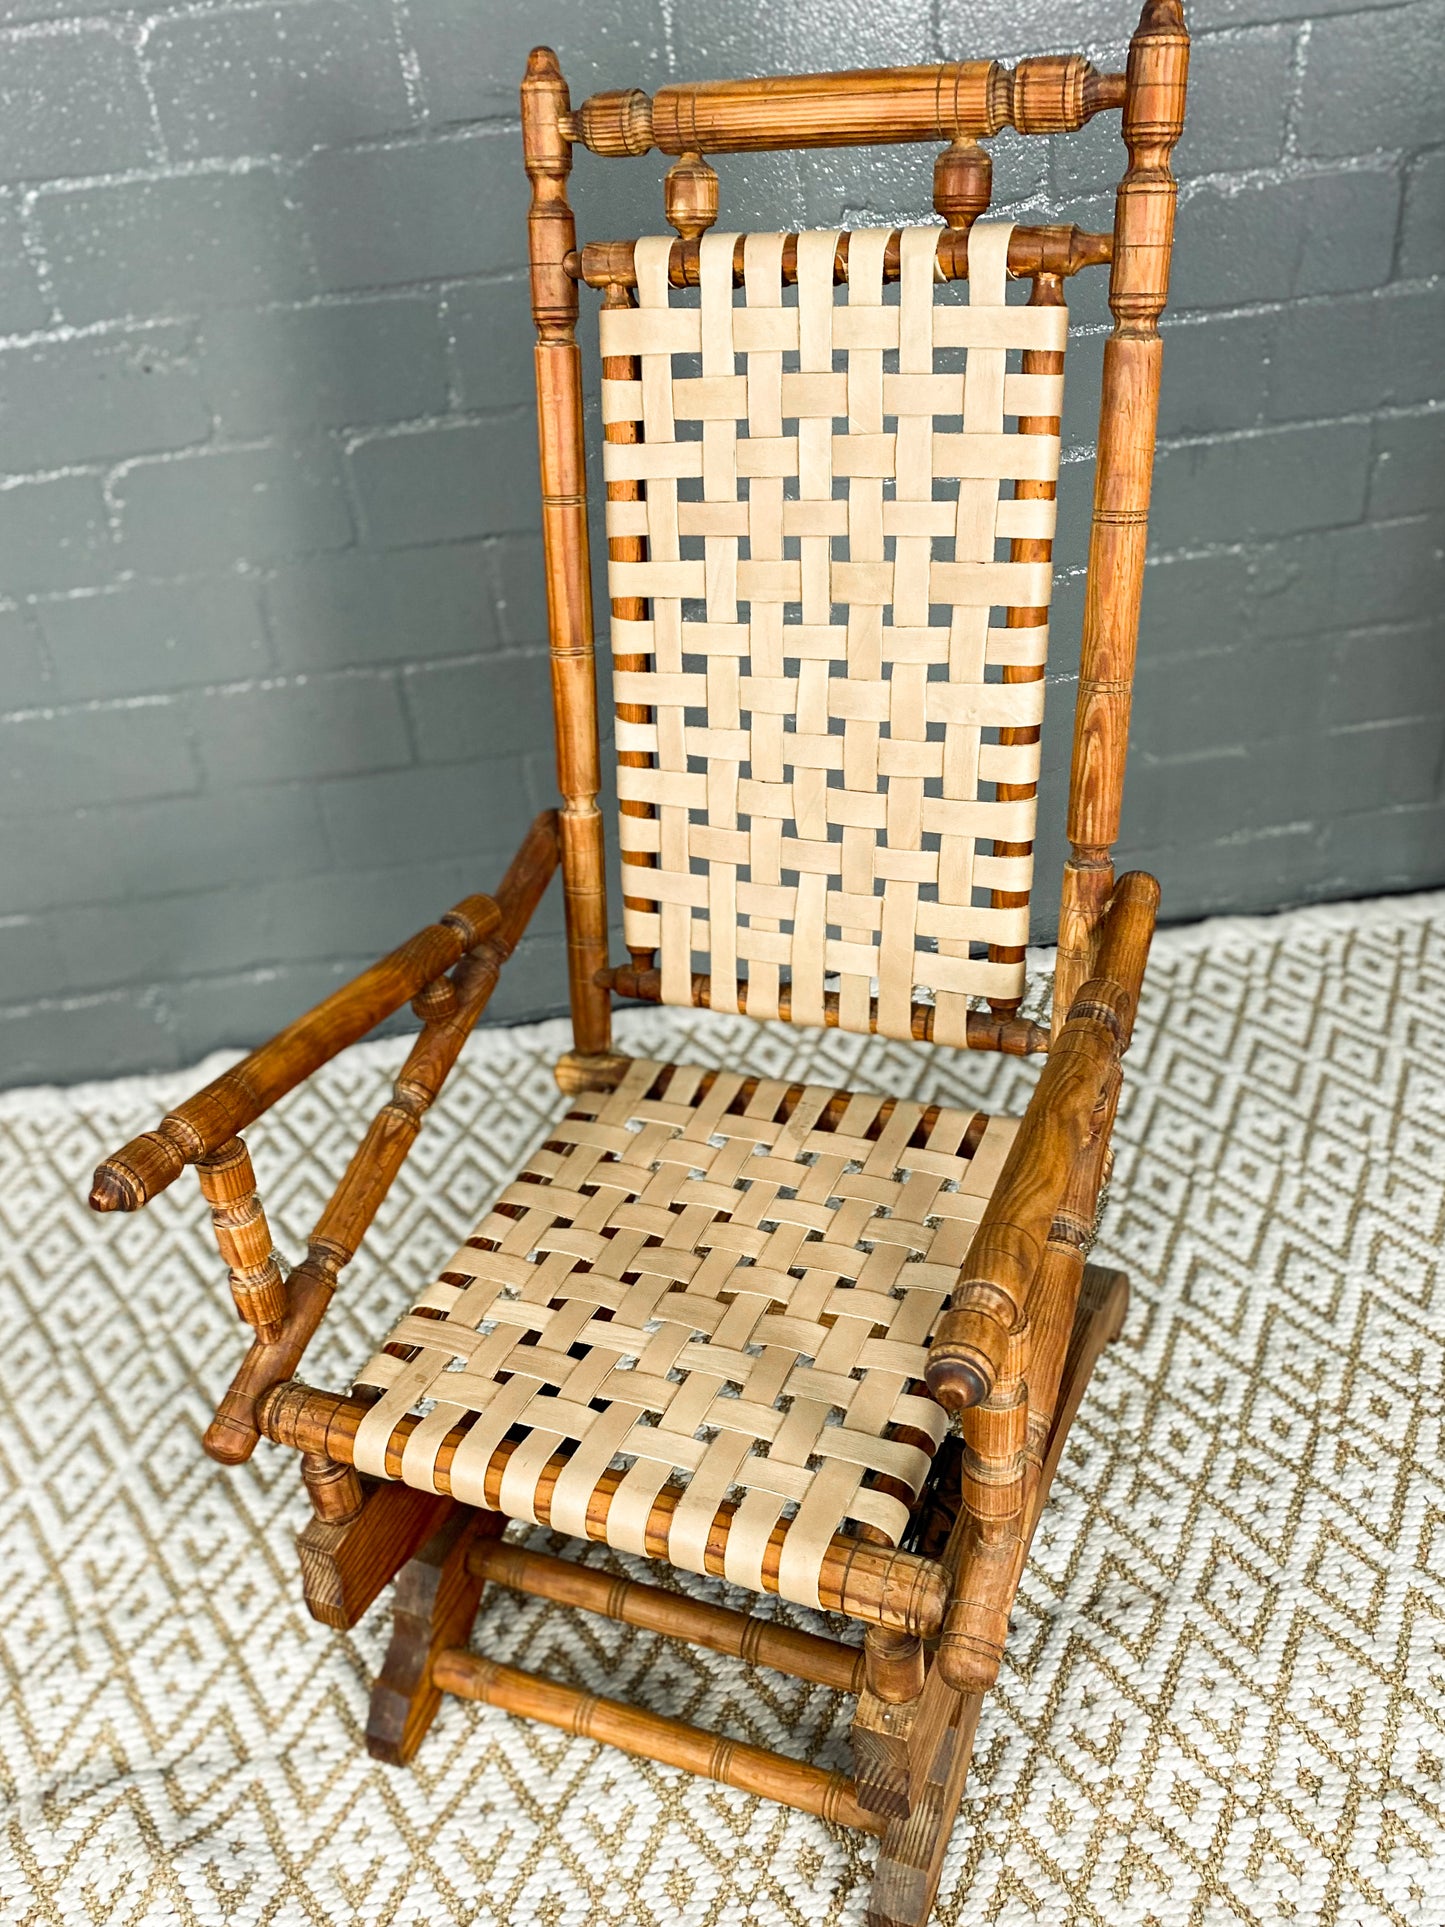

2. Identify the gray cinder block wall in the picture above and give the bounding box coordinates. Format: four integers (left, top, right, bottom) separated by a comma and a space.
0, 0, 1441, 1086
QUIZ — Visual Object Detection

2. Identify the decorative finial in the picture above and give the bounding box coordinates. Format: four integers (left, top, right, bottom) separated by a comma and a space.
664, 152, 719, 241
933, 137, 992, 230
1135, 0, 1187, 34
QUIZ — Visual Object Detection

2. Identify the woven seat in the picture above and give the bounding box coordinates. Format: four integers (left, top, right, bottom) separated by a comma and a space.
350, 1057, 1017, 1611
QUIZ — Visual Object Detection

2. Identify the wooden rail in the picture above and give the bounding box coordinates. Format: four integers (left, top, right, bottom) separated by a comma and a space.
88, 889, 514, 1212
575, 223, 1111, 290
432, 1648, 883, 1832
568, 56, 1126, 156
259, 1381, 951, 1639
199, 813, 560, 1465
925, 871, 1158, 1411
596, 963, 1049, 1055
469, 1542, 867, 1694
524, 48, 613, 1064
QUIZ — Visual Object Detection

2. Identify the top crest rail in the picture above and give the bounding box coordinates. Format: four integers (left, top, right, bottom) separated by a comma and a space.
567, 57, 1128, 157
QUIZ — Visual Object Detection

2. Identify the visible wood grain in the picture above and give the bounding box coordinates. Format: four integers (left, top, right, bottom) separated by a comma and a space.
310, 809, 557, 1264
525, 47, 612, 1060
367, 1508, 506, 1765
852, 1691, 918, 1822
433, 1648, 883, 1833
1092, 869, 1163, 1044
935, 1255, 1131, 1694
866, 1700, 984, 1927
410, 973, 459, 1023
598, 964, 1049, 1056
925, 871, 1157, 1411
577, 223, 1111, 291
194, 1137, 286, 1341
663, 151, 719, 238
1056, 0, 1188, 1030
200, 814, 559, 1467
553, 1047, 635, 1094
90, 894, 501, 1212
571, 56, 1125, 156
923, 996, 1120, 1409
300, 1452, 364, 1524
932, 136, 992, 229
922, 869, 1156, 1712
295, 1480, 454, 1632
862, 1261, 1129, 1925
863, 1628, 926, 1707
204, 1256, 340, 1468
470, 1542, 867, 1694
854, 1618, 929, 1817
855, 1431, 992, 1837
258, 1382, 950, 1639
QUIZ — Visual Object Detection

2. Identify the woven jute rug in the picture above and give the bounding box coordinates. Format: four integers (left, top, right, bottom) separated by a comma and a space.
3, 894, 1443, 1927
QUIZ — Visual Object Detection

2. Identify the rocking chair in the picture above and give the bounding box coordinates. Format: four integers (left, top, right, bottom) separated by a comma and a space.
89, 5, 1189, 1919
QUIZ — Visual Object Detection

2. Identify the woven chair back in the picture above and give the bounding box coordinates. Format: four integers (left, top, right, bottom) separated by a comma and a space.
601, 221, 1064, 1043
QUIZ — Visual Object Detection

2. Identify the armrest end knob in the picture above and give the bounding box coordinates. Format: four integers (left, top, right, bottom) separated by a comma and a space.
89, 1129, 187, 1211
925, 1349, 993, 1413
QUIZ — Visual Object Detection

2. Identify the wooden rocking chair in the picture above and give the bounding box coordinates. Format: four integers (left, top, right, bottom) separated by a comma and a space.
89, 5, 1188, 1918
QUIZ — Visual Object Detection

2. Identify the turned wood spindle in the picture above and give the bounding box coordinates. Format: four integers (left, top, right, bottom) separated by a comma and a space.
863, 1626, 926, 1705
301, 1451, 365, 1524
1056, 0, 1188, 1031
200, 815, 561, 1469
523, 47, 613, 1062
572, 54, 1124, 158
88, 891, 501, 1216
410, 973, 459, 1022
432, 1648, 880, 1832
664, 150, 719, 238
576, 224, 1114, 295
960, 1316, 1032, 1526
932, 135, 992, 228
195, 1137, 287, 1341
469, 1541, 867, 1694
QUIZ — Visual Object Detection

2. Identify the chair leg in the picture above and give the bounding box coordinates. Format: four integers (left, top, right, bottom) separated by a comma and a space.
867, 1694, 984, 1927
861, 1260, 1130, 1926
296, 1477, 453, 1630
367, 1506, 507, 1766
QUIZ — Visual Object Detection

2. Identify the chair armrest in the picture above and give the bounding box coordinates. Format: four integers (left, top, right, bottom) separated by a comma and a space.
89, 810, 560, 1213
925, 871, 1158, 1412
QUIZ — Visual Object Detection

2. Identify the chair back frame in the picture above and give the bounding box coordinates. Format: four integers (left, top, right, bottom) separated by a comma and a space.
522, 1, 1188, 1074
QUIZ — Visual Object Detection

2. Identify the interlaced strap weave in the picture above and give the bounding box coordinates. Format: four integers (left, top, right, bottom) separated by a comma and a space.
599, 220, 1067, 1045
351, 1058, 1018, 1612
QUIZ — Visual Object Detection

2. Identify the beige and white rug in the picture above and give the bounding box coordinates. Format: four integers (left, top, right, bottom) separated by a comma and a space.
3, 892, 1443, 1927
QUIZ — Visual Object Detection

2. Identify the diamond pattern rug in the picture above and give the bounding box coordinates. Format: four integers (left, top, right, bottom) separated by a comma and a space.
3, 892, 1443, 1926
